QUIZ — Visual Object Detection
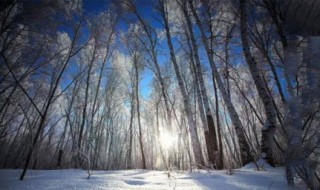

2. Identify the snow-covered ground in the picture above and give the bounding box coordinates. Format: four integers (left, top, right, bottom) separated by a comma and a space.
0, 166, 304, 189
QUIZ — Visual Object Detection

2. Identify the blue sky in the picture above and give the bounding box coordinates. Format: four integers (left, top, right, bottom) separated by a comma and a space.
82, 0, 158, 99
83, 0, 108, 12
80, 0, 289, 102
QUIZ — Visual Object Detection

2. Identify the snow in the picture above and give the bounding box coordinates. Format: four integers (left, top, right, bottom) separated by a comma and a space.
0, 167, 304, 190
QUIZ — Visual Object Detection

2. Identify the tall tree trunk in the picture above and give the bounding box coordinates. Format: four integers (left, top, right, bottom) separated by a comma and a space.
78, 59, 94, 168
190, 52, 214, 166
56, 82, 77, 168
239, 0, 277, 166
213, 78, 224, 170
127, 93, 134, 169
179, 0, 219, 168
18, 22, 81, 179
158, 0, 205, 168
133, 56, 147, 169
188, 0, 252, 166
129, 0, 172, 131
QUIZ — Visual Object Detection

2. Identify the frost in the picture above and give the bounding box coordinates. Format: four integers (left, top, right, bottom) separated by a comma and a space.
156, 28, 166, 41
57, 0, 82, 19
57, 31, 71, 57
110, 50, 131, 82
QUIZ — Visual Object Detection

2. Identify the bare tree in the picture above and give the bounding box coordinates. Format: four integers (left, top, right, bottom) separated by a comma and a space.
176, 0, 220, 168
158, 0, 205, 168
188, 0, 252, 166
239, 0, 278, 166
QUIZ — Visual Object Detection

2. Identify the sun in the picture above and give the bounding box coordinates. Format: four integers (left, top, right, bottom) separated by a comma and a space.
159, 131, 176, 150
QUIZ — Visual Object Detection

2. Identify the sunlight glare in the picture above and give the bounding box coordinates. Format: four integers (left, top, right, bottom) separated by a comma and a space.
159, 131, 176, 150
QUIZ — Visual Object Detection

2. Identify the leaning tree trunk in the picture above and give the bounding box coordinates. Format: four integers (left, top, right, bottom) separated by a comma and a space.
126, 92, 134, 169
159, 0, 205, 168
56, 81, 78, 168
189, 49, 215, 166
239, 0, 277, 166
17, 21, 82, 179
180, 0, 219, 168
128, 0, 172, 133
134, 55, 147, 169
188, 0, 252, 166
78, 56, 94, 168
213, 77, 224, 170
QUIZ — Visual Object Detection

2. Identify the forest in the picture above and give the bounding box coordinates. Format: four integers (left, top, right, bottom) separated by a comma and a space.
0, 0, 319, 189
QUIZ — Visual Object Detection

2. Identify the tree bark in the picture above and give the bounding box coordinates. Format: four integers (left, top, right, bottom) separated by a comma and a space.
240, 0, 277, 166
19, 21, 82, 180
127, 93, 134, 169
179, 0, 219, 168
189, 0, 252, 166
78, 54, 94, 168
158, 0, 205, 168
133, 55, 147, 169
129, 0, 172, 132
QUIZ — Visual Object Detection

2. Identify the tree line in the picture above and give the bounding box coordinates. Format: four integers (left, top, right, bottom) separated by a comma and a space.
0, 0, 319, 188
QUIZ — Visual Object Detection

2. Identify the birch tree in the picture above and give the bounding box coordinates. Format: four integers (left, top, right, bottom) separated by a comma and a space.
157, 0, 205, 168
177, 0, 220, 168
239, 0, 278, 166
188, 0, 252, 165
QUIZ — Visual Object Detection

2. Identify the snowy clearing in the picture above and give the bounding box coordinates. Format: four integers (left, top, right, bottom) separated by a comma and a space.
0, 167, 304, 190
